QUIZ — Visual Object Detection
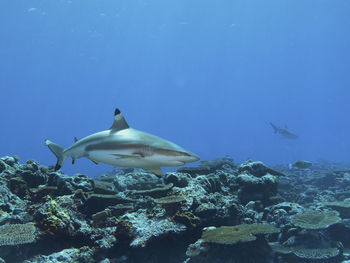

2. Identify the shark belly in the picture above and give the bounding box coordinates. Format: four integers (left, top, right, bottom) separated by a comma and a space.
87, 150, 185, 168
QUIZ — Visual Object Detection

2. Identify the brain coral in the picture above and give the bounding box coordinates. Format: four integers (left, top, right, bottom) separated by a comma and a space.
201, 224, 279, 245
291, 210, 341, 230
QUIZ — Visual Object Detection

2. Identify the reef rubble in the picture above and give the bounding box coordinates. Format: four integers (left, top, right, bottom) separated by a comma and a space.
0, 155, 350, 262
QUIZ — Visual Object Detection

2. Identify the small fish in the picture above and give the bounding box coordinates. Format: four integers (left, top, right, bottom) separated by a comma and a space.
269, 122, 298, 139
45, 108, 200, 177
292, 160, 312, 169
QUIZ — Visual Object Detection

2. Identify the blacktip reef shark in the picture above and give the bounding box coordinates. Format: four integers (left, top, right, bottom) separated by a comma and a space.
269, 122, 298, 139
45, 108, 200, 177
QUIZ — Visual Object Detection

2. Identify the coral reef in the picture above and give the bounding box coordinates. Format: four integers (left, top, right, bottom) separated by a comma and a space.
1, 155, 350, 262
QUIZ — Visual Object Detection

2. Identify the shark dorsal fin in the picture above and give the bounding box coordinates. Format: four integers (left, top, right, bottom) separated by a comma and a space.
110, 108, 130, 132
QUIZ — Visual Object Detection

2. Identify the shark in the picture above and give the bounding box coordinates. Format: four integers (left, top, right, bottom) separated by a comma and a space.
45, 108, 200, 177
269, 122, 298, 139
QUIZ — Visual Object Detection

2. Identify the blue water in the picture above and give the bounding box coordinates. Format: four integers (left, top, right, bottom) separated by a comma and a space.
1, 0, 349, 176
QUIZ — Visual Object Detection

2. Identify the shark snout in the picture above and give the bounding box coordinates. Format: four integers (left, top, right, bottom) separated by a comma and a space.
183, 151, 200, 163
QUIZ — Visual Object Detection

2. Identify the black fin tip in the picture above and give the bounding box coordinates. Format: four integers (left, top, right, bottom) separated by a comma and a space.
55, 164, 61, 171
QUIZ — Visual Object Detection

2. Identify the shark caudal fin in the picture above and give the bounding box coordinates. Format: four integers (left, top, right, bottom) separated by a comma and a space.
45, 140, 67, 171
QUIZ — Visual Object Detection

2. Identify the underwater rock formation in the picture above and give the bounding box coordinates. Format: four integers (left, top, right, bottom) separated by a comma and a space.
1, 155, 350, 262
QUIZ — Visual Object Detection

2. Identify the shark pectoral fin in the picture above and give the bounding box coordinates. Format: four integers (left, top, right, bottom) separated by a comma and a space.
147, 167, 162, 178
88, 157, 99, 165
109, 108, 130, 133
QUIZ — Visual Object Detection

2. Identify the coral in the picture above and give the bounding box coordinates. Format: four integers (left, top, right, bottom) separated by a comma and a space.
172, 211, 201, 228
99, 169, 162, 191
271, 243, 343, 262
132, 183, 174, 198
17, 160, 48, 188
196, 174, 223, 193
320, 200, 350, 218
23, 247, 95, 263
178, 156, 236, 176
0, 223, 36, 246
1, 156, 19, 167
84, 193, 133, 215
237, 171, 279, 205
194, 203, 217, 219
294, 247, 341, 260
177, 166, 212, 176
7, 177, 28, 198
154, 195, 185, 215
121, 210, 186, 247
154, 195, 185, 205
186, 239, 206, 257
163, 172, 190, 187
239, 160, 286, 178
91, 209, 110, 227
291, 210, 341, 230
109, 204, 134, 217
29, 186, 58, 202
201, 224, 279, 245
0, 160, 8, 173
4, 154, 350, 262
93, 180, 118, 195
292, 160, 313, 169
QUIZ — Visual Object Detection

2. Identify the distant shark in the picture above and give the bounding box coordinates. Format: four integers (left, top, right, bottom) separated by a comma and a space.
269, 122, 298, 139
45, 108, 200, 177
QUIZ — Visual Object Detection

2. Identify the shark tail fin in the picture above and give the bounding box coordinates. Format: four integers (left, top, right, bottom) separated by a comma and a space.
45, 139, 67, 171
269, 122, 278, 133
